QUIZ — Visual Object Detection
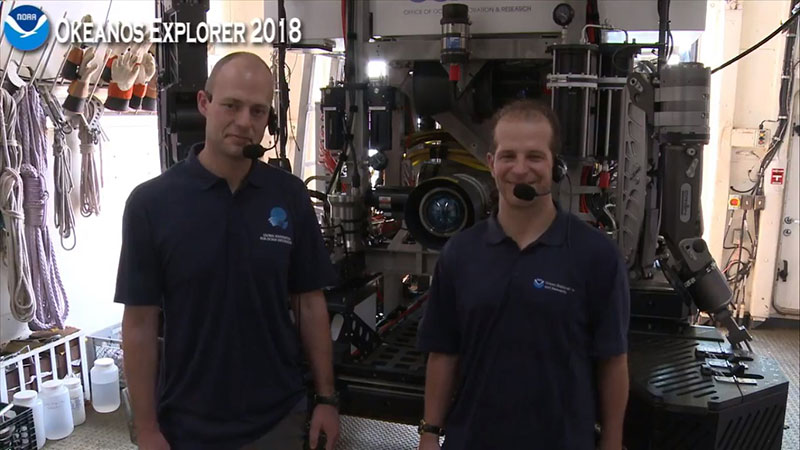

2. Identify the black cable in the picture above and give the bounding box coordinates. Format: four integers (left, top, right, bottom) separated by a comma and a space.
740, 3, 798, 310
565, 173, 573, 214
277, 0, 289, 159
345, 0, 361, 190
737, 210, 747, 271
657, 0, 671, 71
712, 7, 800, 74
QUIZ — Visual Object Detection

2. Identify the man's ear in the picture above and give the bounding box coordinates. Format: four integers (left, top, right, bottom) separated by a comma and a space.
486, 152, 495, 173
197, 90, 210, 117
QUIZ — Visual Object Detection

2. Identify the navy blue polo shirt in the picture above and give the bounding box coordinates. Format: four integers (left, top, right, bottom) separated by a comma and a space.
114, 144, 336, 449
417, 205, 630, 450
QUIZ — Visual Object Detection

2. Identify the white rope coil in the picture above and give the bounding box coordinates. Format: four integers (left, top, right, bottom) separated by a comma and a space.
0, 87, 36, 323
53, 130, 76, 250
78, 99, 103, 217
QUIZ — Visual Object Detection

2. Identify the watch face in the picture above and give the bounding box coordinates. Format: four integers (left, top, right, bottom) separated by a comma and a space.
553, 3, 575, 27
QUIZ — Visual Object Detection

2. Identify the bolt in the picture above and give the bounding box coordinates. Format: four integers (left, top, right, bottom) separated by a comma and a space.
785, 216, 795, 224
784, 229, 792, 236
686, 147, 697, 156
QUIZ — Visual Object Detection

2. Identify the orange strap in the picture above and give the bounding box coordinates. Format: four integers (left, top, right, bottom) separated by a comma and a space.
132, 83, 147, 98
67, 47, 83, 65
67, 80, 88, 97
108, 82, 133, 100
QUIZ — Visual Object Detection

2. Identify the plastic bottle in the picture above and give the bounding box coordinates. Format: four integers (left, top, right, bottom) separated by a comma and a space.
90, 358, 120, 413
64, 377, 86, 426
12, 390, 46, 449
40, 380, 74, 440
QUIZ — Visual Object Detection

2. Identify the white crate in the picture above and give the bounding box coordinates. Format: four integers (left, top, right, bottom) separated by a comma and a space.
0, 330, 90, 404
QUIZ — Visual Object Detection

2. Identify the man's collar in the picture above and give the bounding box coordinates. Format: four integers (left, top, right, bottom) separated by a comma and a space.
485, 202, 569, 248
185, 142, 267, 190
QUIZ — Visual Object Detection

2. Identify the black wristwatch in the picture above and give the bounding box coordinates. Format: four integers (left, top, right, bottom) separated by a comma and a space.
314, 392, 340, 408
418, 419, 445, 437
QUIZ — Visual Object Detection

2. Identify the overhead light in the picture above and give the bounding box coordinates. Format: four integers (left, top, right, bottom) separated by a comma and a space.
367, 60, 387, 79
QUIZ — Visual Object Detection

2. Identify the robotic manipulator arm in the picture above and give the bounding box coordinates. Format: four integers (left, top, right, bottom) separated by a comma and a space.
649, 64, 753, 350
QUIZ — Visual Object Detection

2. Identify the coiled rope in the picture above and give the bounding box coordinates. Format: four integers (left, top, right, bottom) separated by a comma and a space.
15, 85, 70, 329
78, 98, 103, 217
0, 87, 35, 323
52, 129, 76, 250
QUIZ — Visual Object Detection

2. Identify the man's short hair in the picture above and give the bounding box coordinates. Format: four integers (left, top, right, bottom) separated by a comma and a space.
490, 99, 562, 156
204, 52, 272, 95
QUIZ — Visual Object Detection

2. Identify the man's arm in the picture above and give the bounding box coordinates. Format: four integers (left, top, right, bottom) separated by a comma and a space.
292, 290, 335, 396
292, 290, 338, 450
419, 352, 459, 447
596, 353, 629, 450
121, 305, 167, 446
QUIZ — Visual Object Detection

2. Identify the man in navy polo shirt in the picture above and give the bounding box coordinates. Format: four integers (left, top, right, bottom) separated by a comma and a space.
115, 52, 339, 450
417, 100, 630, 450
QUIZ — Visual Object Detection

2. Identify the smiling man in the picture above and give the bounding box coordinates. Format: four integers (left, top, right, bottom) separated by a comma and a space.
417, 100, 630, 450
115, 52, 340, 450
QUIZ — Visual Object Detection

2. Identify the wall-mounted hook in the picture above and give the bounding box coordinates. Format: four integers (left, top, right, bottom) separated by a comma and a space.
0, 48, 16, 87
30, 12, 67, 86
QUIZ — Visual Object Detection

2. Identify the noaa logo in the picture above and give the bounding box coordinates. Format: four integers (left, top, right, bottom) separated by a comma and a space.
4, 6, 50, 51
268, 207, 289, 230
533, 278, 545, 289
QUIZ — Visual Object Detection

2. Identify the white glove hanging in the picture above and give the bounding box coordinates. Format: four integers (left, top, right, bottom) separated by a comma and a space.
104, 49, 141, 112
130, 53, 156, 110
63, 47, 100, 113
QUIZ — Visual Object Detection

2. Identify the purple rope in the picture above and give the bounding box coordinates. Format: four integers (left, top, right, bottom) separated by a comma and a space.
15, 86, 69, 330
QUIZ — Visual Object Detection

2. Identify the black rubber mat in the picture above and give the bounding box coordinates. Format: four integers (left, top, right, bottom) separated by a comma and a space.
750, 322, 800, 450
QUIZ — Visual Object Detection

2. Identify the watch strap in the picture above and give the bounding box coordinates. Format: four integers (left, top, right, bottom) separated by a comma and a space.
314, 392, 340, 408
418, 419, 445, 436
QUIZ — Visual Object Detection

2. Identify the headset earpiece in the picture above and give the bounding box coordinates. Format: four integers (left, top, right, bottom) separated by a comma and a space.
268, 107, 279, 136
552, 156, 567, 183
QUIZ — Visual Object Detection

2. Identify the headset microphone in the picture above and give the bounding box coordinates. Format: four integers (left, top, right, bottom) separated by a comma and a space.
242, 144, 266, 159
513, 183, 538, 201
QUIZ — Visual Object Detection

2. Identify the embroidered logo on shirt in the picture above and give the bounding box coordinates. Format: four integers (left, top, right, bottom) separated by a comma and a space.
532, 277, 575, 295
260, 206, 292, 245
268, 207, 289, 229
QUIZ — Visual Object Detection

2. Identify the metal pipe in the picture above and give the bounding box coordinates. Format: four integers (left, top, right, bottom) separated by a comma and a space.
582, 24, 628, 45
605, 91, 612, 159
0, 48, 15, 87
50, 48, 70, 92
277, 0, 288, 159
30, 11, 68, 84
86, 0, 115, 100
0, 0, 18, 48
88, 49, 111, 100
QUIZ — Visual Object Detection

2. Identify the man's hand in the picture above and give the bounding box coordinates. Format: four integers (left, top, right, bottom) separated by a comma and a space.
308, 404, 339, 450
137, 428, 170, 450
417, 433, 442, 450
